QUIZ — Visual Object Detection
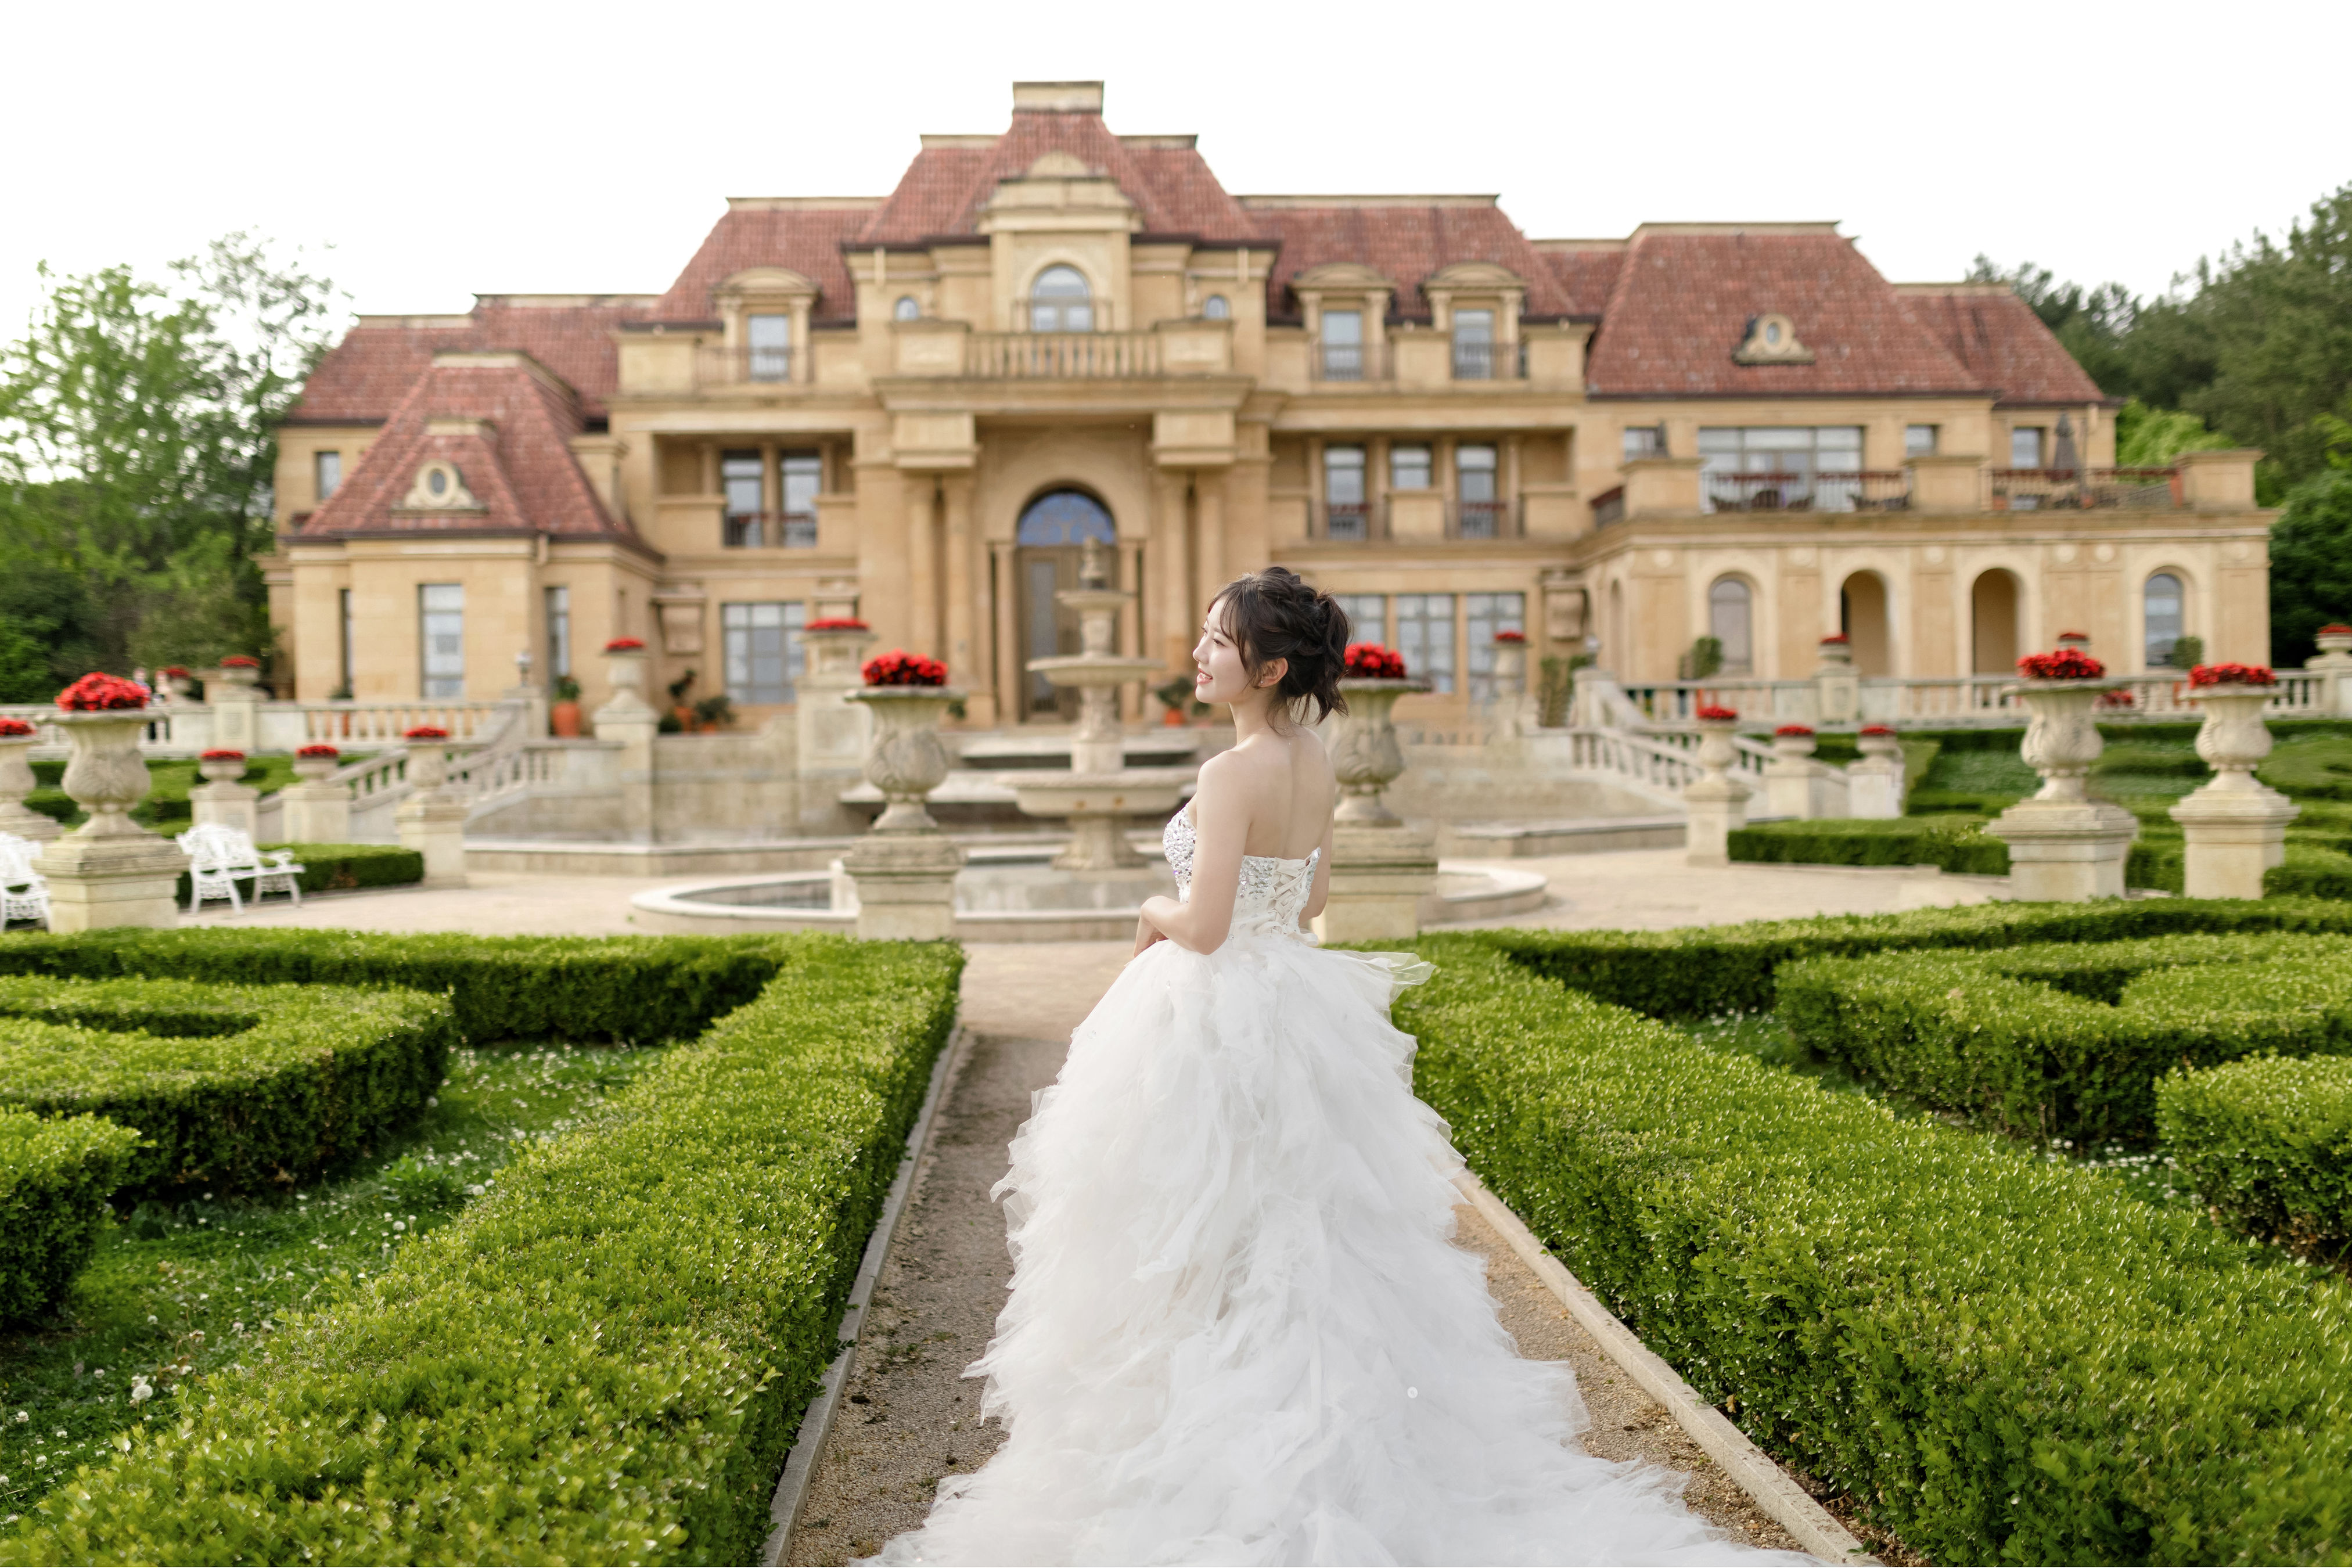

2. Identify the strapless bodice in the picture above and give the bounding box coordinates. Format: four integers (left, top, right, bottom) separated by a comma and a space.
1162, 803, 1319, 940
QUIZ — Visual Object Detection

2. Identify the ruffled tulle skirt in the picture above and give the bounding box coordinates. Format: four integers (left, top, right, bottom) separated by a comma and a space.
874, 930, 1782, 1566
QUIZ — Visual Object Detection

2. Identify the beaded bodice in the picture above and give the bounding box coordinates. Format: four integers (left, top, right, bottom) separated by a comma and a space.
1163, 803, 1320, 940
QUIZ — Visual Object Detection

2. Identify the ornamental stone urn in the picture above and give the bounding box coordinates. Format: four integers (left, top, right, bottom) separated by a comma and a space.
1764, 731, 1840, 820
282, 752, 350, 844
208, 662, 264, 750
594, 646, 657, 727
2170, 684, 2297, 899
841, 686, 966, 940
1847, 729, 1906, 819
0, 729, 60, 843
1811, 638, 1858, 724
190, 753, 258, 837
395, 739, 467, 887
1314, 677, 1440, 944
1984, 681, 2139, 900
29, 713, 188, 931
592, 646, 660, 842
1684, 717, 1752, 866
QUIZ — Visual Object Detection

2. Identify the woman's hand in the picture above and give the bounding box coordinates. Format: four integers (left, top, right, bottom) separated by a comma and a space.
1132, 911, 1167, 958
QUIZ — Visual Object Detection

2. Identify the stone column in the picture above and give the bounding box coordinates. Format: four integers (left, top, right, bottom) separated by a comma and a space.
2307, 625, 2352, 717
2170, 684, 2297, 899
30, 713, 188, 932
1984, 680, 2139, 900
1846, 727, 1905, 819
394, 737, 468, 887
1488, 634, 1532, 735
904, 475, 940, 656
1684, 717, 1752, 866
1315, 677, 1438, 943
280, 748, 350, 844
841, 686, 965, 940
1812, 638, 1858, 725
1764, 728, 1825, 819
795, 625, 879, 834
189, 751, 258, 838
0, 728, 61, 843
593, 644, 660, 844
207, 661, 264, 751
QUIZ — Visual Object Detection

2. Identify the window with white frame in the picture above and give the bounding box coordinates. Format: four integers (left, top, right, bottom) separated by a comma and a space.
1696, 426, 1864, 511
1709, 577, 1754, 674
1464, 592, 1525, 702
779, 452, 821, 548
1622, 425, 1664, 461
1395, 594, 1456, 693
722, 451, 764, 547
1456, 444, 1503, 537
1390, 444, 1432, 491
1319, 309, 1364, 380
545, 585, 571, 681
1030, 266, 1093, 332
419, 584, 464, 699
1452, 307, 1497, 379
893, 296, 920, 321
2011, 426, 2045, 468
1202, 294, 1230, 320
1324, 445, 1368, 541
747, 314, 790, 382
2145, 573, 2186, 667
315, 450, 341, 500
1333, 594, 1387, 649
1905, 424, 1939, 459
723, 601, 805, 705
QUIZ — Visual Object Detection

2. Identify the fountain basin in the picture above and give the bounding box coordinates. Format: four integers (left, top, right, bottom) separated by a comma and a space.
1003, 766, 1193, 870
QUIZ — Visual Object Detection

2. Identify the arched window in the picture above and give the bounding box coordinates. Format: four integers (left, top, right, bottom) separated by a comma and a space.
1030, 265, 1094, 332
893, 296, 920, 322
2145, 572, 2186, 667
1707, 577, 1753, 674
1015, 488, 1116, 547
1202, 294, 1230, 320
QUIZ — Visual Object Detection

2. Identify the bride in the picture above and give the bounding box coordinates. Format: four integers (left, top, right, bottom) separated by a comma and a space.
876, 569, 1783, 1565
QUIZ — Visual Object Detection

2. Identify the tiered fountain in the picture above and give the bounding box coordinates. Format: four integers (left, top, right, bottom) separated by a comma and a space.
1004, 537, 1194, 872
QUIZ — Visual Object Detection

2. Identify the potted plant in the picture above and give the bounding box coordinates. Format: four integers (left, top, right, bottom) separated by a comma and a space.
1329, 644, 1426, 826
1153, 674, 1203, 728
0, 715, 57, 841
692, 693, 735, 732
1772, 722, 1818, 761
848, 651, 959, 832
50, 673, 157, 839
197, 748, 247, 785
549, 675, 583, 738
293, 743, 340, 782
667, 668, 699, 731
403, 725, 451, 792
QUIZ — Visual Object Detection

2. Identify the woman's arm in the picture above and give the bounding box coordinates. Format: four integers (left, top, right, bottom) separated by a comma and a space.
1300, 808, 1337, 926
1137, 757, 1250, 955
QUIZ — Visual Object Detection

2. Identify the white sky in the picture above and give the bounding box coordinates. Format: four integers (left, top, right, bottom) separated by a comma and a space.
5, 0, 2346, 339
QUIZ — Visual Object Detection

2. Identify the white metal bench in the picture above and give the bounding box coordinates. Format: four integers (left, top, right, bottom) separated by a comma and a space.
0, 832, 49, 928
175, 823, 305, 912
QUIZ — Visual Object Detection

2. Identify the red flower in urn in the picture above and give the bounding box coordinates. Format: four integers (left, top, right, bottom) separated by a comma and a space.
404, 725, 450, 740
1493, 629, 1526, 643
602, 637, 645, 653
1859, 724, 1896, 736
0, 718, 35, 738
807, 618, 871, 632
1343, 643, 1408, 679
1696, 704, 1739, 722
862, 650, 948, 687
220, 655, 260, 668
57, 672, 150, 711
1775, 724, 1816, 738
2189, 663, 2277, 687
297, 743, 340, 760
199, 749, 246, 763
2321, 624, 2352, 636
2017, 649, 2107, 681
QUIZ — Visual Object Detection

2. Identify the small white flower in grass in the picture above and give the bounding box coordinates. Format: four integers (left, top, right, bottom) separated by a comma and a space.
392, 1221, 406, 1233
130, 1380, 153, 1406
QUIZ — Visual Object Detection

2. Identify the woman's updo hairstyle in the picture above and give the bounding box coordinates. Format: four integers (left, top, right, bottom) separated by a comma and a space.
1211, 566, 1350, 723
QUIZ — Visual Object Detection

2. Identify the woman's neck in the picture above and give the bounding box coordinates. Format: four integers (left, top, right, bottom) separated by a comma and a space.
1227, 686, 1290, 743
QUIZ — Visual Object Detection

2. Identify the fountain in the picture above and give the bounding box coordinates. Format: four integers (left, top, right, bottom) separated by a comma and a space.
1003, 537, 1194, 871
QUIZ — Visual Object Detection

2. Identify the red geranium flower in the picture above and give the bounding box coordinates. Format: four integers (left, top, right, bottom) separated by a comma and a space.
1859, 724, 1895, 736
405, 725, 451, 740
297, 743, 340, 760
2321, 624, 2352, 636
161, 666, 190, 678
603, 637, 645, 653
1493, 629, 1526, 643
199, 749, 246, 762
0, 718, 35, 738
1818, 634, 1850, 644
1775, 724, 1816, 738
862, 650, 949, 687
2017, 649, 2107, 681
56, 672, 150, 711
221, 655, 260, 668
2189, 663, 2277, 688
807, 618, 871, 632
1342, 643, 1408, 679
1696, 704, 1739, 722
2055, 630, 2090, 641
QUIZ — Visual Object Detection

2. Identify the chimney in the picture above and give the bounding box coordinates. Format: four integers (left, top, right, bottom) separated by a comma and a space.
1012, 81, 1104, 114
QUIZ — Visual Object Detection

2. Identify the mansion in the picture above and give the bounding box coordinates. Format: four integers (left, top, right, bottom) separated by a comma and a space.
268, 80, 2274, 730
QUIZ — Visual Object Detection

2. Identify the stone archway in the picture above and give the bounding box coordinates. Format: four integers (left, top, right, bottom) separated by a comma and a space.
1971, 569, 2023, 674
1015, 489, 1118, 720
1839, 570, 1893, 676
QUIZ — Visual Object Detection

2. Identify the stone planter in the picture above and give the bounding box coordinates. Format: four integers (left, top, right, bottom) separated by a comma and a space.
1328, 678, 1430, 827
2308, 628, 2352, 718
283, 754, 350, 844
595, 647, 657, 726
0, 734, 60, 843
213, 662, 261, 692
197, 754, 246, 786
28, 712, 187, 930
843, 686, 965, 939
1847, 731, 1905, 819
1812, 639, 1858, 724
396, 740, 466, 887
1985, 680, 2138, 900
405, 743, 448, 793
190, 753, 258, 836
850, 686, 960, 833
208, 664, 263, 750
1765, 732, 1842, 819
1684, 718, 1752, 866
2170, 684, 2297, 899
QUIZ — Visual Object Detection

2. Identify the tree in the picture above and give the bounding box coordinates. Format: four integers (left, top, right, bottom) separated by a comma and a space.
0, 235, 342, 692
2113, 400, 2232, 467
2266, 470, 2352, 668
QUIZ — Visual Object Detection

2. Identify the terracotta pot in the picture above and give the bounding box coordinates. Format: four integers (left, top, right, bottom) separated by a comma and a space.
549, 700, 582, 739
672, 706, 696, 730
1161, 706, 1188, 728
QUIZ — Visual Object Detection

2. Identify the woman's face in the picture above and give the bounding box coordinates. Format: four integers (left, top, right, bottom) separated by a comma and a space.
1193, 599, 1267, 706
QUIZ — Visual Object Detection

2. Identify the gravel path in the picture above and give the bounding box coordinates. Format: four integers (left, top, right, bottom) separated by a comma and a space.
785, 942, 1808, 1563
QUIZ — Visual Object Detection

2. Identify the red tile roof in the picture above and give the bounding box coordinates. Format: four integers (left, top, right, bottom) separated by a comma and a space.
289, 298, 654, 424
652, 204, 876, 324
1250, 202, 1577, 321
1532, 243, 1624, 319
1583, 228, 1989, 399
294, 354, 636, 546
1900, 283, 2108, 407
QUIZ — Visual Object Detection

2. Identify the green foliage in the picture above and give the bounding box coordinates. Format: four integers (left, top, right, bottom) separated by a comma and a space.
2270, 471, 2352, 668
0, 927, 781, 1046
2115, 398, 2234, 467
23, 754, 311, 833
2263, 733, 2352, 801
2158, 1055, 2352, 1262
1728, 816, 2008, 874
1966, 255, 2139, 396
1677, 635, 1722, 680
0, 935, 964, 1566
0, 976, 456, 1194
170, 844, 423, 905
1397, 936, 2352, 1565
1778, 934, 2352, 1145
0, 1112, 139, 1326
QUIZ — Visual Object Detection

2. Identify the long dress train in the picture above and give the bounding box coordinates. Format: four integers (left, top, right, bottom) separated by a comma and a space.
875, 805, 1789, 1565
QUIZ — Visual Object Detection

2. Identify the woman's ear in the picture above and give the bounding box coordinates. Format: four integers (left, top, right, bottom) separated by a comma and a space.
1255, 656, 1289, 690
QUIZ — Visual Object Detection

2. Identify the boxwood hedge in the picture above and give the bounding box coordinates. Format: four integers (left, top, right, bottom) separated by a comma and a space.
1727, 815, 2009, 874
0, 1110, 141, 1326
1399, 934, 2352, 1565
2158, 1055, 2352, 1261
0, 927, 780, 1045
0, 934, 963, 1566
170, 844, 424, 904
1778, 933, 2352, 1144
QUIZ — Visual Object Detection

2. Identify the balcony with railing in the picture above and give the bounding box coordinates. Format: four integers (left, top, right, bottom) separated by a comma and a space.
1309, 337, 1391, 383
1449, 338, 1524, 381
964, 330, 1162, 378
1703, 470, 1912, 513
1591, 486, 1627, 528
1991, 467, 2181, 510
722, 509, 819, 549
1446, 497, 1522, 540
1311, 498, 1386, 542
695, 344, 794, 386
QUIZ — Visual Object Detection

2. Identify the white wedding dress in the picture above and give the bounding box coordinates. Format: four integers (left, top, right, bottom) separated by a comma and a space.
875, 805, 1784, 1566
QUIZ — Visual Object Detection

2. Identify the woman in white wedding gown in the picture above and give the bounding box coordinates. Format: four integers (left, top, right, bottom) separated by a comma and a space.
877, 569, 1790, 1566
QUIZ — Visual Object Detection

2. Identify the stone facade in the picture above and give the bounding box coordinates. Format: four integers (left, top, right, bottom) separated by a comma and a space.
264, 81, 2274, 735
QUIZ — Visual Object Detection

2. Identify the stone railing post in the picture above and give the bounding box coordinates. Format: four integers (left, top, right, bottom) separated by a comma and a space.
1764, 727, 1825, 819
1812, 637, 1858, 725
592, 643, 659, 843
1684, 715, 1752, 866
1316, 677, 1438, 943
1846, 727, 1905, 819
0, 728, 60, 843
1984, 679, 2138, 900
841, 685, 965, 940
189, 751, 259, 839
281, 747, 351, 843
394, 735, 468, 887
30, 709, 188, 931
206, 660, 265, 751
2307, 625, 2352, 718
2170, 680, 2297, 899
1486, 634, 1531, 736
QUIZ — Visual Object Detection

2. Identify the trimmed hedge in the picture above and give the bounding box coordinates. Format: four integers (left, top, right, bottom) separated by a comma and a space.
0, 1111, 140, 1326
0, 976, 458, 1193
1472, 894, 2352, 1020
0, 935, 963, 1566
1728, 815, 2009, 874
171, 843, 424, 904
2159, 1055, 2352, 1261
0, 927, 781, 1045
2262, 736, 2352, 801
1399, 935, 2352, 1565
1778, 933, 2352, 1144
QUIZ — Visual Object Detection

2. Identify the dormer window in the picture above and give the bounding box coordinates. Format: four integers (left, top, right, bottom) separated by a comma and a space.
1452, 309, 1497, 380
1030, 266, 1093, 332
747, 314, 791, 382
1320, 310, 1364, 380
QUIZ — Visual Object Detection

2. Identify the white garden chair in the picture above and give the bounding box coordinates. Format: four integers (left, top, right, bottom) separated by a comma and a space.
175, 823, 305, 913
0, 832, 49, 929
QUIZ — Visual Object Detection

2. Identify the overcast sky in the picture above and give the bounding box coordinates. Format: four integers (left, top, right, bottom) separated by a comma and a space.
6, 0, 2345, 339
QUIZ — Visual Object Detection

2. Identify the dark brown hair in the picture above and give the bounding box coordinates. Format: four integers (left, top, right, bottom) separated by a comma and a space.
1211, 567, 1350, 722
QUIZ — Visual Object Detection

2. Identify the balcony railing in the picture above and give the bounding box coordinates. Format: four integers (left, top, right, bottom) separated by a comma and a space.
1309, 339, 1390, 383
1591, 486, 1627, 528
723, 509, 819, 549
1450, 339, 1523, 381
696, 346, 794, 385
1703, 470, 1912, 513
1991, 467, 2181, 510
964, 332, 1161, 378
1446, 497, 1522, 540
1311, 499, 1386, 542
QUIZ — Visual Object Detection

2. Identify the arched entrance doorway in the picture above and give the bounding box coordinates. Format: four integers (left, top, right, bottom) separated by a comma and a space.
1839, 570, 1893, 675
1971, 569, 2022, 674
1017, 489, 1118, 720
